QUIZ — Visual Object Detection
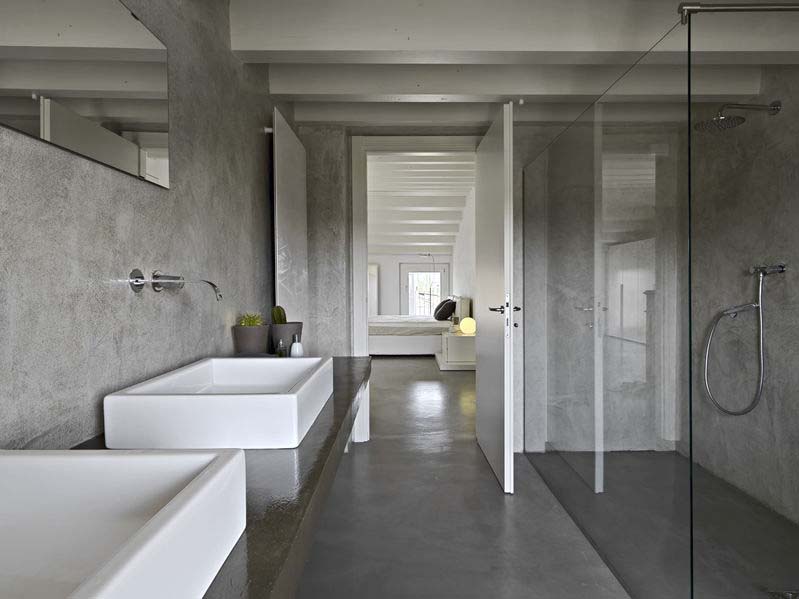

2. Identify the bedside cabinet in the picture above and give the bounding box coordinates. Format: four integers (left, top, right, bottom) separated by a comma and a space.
435, 331, 476, 371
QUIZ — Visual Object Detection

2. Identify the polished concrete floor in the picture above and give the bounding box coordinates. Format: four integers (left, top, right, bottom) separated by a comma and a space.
297, 357, 629, 598
529, 451, 799, 599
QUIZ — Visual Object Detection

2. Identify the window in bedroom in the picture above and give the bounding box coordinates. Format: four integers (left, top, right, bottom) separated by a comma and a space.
407, 271, 442, 316
399, 262, 450, 316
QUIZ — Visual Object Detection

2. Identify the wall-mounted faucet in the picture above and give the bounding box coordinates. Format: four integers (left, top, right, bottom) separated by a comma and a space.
199, 279, 223, 301
128, 269, 223, 301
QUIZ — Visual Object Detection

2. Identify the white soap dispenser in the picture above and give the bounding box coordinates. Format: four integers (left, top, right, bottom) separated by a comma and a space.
290, 333, 304, 358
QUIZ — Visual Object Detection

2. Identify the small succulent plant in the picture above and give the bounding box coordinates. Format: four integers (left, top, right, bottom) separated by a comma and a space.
271, 305, 287, 325
238, 312, 264, 327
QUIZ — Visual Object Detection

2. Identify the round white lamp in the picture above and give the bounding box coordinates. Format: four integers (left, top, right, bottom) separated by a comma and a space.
459, 317, 477, 335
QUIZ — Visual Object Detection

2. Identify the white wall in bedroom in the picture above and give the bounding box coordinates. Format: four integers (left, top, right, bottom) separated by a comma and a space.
368, 253, 452, 315
452, 188, 476, 303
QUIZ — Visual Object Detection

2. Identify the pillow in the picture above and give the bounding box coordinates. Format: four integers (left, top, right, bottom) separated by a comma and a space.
433, 298, 456, 321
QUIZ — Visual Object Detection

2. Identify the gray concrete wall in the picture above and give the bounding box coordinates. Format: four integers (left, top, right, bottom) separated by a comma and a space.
523, 155, 550, 452
691, 65, 799, 523
0, 0, 273, 449
296, 125, 352, 357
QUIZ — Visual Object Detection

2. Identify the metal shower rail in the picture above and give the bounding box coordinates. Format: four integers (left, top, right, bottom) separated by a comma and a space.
679, 2, 799, 24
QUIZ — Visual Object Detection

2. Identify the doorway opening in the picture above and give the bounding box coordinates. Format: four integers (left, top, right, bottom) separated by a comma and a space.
354, 140, 477, 359
351, 117, 516, 494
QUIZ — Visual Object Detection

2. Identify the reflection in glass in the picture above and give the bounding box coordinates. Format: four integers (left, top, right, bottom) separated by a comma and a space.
0, 0, 169, 187
523, 21, 691, 599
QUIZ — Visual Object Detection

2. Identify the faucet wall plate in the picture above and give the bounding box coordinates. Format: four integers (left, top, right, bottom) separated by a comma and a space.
129, 269, 145, 293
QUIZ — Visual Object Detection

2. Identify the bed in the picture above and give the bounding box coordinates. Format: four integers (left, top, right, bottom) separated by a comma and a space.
368, 315, 450, 355
368, 298, 471, 356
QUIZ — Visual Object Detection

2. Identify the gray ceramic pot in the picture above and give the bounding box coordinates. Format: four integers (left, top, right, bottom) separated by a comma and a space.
270, 322, 303, 355
232, 325, 270, 355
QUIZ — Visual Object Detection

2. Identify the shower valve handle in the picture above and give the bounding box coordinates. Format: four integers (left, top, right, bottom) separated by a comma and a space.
751, 263, 787, 276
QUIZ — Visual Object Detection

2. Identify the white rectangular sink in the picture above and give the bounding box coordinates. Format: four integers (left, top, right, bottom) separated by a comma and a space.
0, 449, 245, 599
104, 357, 334, 449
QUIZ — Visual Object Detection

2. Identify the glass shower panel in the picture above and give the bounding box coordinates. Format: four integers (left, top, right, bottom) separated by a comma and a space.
530, 107, 603, 491
690, 10, 799, 599
525, 20, 691, 598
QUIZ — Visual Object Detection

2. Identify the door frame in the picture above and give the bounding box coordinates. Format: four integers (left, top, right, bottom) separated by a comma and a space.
351, 136, 480, 355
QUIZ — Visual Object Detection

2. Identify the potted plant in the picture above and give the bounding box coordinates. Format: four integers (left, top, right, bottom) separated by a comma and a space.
232, 313, 270, 355
269, 305, 303, 356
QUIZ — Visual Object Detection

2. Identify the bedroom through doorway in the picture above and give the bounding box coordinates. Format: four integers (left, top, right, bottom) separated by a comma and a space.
364, 145, 477, 367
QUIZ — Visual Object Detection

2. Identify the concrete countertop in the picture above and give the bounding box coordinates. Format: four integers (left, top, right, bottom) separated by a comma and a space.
75, 356, 372, 599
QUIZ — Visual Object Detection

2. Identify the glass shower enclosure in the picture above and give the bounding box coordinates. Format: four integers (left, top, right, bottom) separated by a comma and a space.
522, 5, 799, 598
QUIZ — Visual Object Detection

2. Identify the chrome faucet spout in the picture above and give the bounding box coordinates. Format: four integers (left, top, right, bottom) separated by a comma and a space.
126, 269, 222, 301
200, 280, 223, 301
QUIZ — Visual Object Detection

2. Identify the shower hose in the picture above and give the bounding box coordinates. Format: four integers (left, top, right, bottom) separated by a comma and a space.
702, 265, 784, 416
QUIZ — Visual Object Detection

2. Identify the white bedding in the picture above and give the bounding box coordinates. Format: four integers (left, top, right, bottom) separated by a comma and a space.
368, 315, 451, 336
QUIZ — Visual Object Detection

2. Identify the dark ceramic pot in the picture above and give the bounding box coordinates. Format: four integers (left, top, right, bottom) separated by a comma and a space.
232, 325, 270, 355
270, 322, 303, 355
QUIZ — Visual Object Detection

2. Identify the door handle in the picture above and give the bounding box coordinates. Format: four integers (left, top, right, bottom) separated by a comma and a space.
488, 306, 506, 314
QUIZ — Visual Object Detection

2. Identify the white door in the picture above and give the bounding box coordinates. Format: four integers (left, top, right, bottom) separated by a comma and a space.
273, 108, 309, 326
475, 103, 514, 494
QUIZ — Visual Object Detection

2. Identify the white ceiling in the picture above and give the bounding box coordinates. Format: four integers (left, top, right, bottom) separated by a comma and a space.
367, 152, 476, 255
5, 1, 799, 133
231, 0, 799, 59
233, 0, 799, 128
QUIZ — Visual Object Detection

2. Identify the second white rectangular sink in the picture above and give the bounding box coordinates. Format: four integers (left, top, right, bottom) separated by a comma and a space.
104, 357, 334, 449
0, 449, 245, 599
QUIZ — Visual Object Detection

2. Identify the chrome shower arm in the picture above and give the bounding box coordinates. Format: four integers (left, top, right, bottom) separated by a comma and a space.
718, 101, 782, 117
680, 3, 799, 25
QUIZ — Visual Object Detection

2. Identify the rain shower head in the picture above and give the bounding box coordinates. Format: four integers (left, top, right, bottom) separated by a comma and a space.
694, 100, 782, 132
694, 114, 747, 131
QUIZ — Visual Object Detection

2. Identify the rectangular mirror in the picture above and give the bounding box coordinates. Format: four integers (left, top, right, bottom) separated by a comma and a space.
0, 0, 169, 188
